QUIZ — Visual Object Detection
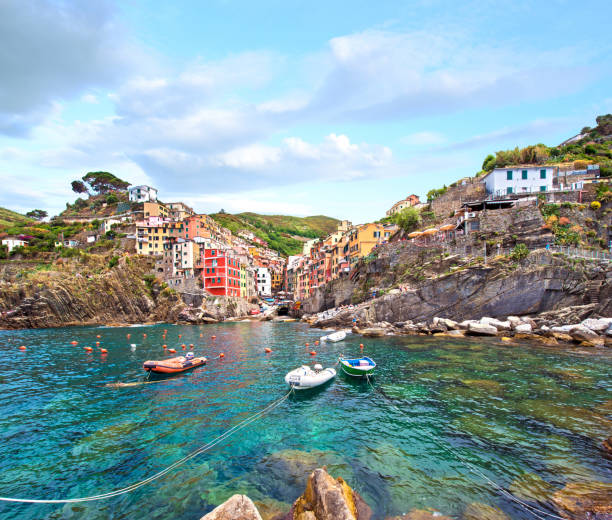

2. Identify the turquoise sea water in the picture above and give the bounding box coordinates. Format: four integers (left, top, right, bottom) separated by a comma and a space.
0, 322, 610, 519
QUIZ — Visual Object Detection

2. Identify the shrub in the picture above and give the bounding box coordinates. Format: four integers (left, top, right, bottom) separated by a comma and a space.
106, 193, 118, 204
590, 201, 601, 210
558, 217, 570, 226
541, 204, 560, 218
108, 255, 119, 268
510, 244, 529, 261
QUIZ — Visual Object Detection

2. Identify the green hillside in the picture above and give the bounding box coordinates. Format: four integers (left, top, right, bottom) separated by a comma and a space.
0, 207, 33, 227
210, 212, 339, 256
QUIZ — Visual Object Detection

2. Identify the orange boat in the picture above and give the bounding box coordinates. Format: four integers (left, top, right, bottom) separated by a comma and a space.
143, 354, 206, 374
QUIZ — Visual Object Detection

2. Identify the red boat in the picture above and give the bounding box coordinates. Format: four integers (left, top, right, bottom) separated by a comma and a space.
143, 355, 206, 374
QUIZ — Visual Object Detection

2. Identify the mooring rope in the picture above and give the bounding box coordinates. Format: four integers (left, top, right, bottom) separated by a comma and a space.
0, 389, 293, 504
363, 374, 564, 520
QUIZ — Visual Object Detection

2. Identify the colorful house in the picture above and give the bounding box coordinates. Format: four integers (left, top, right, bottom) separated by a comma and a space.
202, 248, 241, 297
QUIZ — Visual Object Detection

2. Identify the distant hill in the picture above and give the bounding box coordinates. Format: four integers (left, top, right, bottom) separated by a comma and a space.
0, 207, 33, 227
210, 212, 340, 256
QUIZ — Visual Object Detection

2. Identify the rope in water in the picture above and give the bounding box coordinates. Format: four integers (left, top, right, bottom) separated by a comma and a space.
0, 389, 293, 504
363, 374, 564, 520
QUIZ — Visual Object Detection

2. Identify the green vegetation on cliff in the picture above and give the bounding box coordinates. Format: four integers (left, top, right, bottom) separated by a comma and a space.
0, 207, 33, 227
210, 212, 339, 256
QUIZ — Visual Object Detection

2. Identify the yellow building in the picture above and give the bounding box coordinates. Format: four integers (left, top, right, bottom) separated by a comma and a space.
136, 219, 170, 256
348, 223, 386, 261
271, 270, 283, 292
143, 202, 169, 219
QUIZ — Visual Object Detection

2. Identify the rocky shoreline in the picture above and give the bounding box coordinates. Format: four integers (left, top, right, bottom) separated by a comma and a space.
300, 303, 612, 349
200, 466, 612, 520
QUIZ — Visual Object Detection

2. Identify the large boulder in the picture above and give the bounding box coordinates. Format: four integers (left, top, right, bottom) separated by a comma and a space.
580, 318, 612, 332
462, 502, 510, 520
480, 317, 511, 331
290, 468, 372, 520
466, 322, 498, 336
360, 327, 386, 337
569, 325, 604, 346
507, 316, 521, 329
200, 494, 263, 520
550, 481, 612, 519
514, 323, 532, 334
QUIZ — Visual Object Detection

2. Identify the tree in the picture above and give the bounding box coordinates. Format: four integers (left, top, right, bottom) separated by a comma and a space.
394, 207, 421, 233
25, 209, 47, 220
71, 180, 88, 194
426, 185, 447, 202
482, 154, 496, 172
82, 172, 130, 194
510, 243, 529, 262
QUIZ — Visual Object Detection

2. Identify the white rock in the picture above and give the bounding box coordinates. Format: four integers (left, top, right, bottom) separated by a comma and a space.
520, 316, 537, 328
458, 320, 479, 330
580, 318, 612, 332
515, 323, 533, 334
480, 317, 512, 331
551, 325, 576, 333
507, 316, 521, 328
569, 325, 604, 345
467, 322, 498, 336
540, 325, 550, 332
440, 318, 459, 330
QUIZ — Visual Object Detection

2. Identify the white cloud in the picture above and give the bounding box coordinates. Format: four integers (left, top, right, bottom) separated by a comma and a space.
81, 94, 99, 104
402, 131, 447, 147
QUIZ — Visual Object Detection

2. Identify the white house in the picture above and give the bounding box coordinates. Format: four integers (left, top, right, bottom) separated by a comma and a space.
481, 166, 555, 197
129, 185, 158, 203
2, 236, 28, 252
255, 267, 272, 297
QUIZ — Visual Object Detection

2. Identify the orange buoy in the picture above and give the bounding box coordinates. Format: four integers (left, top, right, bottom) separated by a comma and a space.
169, 348, 176, 353
305, 342, 310, 347
265, 348, 272, 353
96, 335, 101, 338
163, 344, 167, 349
200, 333, 203, 338
212, 335, 216, 339
143, 333, 147, 337
310, 350, 316, 356
84, 347, 93, 352
164, 329, 167, 333
189, 344, 194, 347
182, 345, 186, 350
100, 348, 108, 354
314, 340, 319, 346
127, 334, 131, 339
19, 345, 26, 351
70, 341, 78, 345
178, 334, 182, 338
96, 341, 100, 346
219, 353, 225, 358
360, 343, 364, 349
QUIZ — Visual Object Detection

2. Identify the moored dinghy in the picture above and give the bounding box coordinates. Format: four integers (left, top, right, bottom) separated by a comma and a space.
339, 356, 376, 377
285, 364, 336, 390
143, 352, 206, 374
320, 330, 346, 342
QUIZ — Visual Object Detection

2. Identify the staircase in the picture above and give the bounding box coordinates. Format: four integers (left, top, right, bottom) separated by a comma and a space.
586, 280, 603, 304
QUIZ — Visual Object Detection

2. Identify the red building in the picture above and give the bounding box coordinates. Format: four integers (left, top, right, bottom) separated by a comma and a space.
202, 248, 241, 297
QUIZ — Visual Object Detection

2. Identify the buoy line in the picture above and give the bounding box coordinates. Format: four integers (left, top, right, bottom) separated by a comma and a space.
0, 389, 293, 504
364, 374, 565, 520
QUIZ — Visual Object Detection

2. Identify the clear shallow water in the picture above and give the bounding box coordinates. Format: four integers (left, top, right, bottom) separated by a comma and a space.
0, 322, 610, 519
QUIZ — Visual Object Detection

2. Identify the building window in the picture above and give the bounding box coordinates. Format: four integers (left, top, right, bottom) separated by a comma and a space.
540, 169, 546, 179
522, 170, 528, 180
507, 170, 513, 180
540, 186, 547, 192
507, 187, 513, 194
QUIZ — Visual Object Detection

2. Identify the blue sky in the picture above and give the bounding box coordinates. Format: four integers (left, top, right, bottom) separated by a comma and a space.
0, 0, 611, 222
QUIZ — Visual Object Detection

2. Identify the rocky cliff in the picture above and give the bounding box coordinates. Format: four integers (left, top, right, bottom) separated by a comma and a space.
298, 246, 611, 325
0, 255, 184, 329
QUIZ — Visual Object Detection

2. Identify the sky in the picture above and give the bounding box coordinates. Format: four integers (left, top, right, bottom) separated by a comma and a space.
0, 0, 611, 223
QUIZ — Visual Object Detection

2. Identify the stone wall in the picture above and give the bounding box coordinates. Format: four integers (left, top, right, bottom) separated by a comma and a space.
430, 180, 486, 217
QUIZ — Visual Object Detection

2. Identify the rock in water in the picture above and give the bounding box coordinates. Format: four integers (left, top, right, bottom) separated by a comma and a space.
466, 322, 498, 336
462, 502, 510, 520
290, 468, 372, 520
550, 481, 612, 519
200, 494, 263, 520
569, 325, 604, 346
385, 510, 452, 520
602, 436, 612, 459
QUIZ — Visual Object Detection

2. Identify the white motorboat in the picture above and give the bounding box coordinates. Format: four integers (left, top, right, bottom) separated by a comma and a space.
320, 330, 346, 343
285, 364, 336, 390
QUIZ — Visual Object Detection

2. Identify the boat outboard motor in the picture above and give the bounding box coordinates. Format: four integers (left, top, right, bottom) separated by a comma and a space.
186, 352, 194, 359
313, 363, 323, 372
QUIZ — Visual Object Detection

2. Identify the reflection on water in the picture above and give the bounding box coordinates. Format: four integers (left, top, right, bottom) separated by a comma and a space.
0, 322, 610, 519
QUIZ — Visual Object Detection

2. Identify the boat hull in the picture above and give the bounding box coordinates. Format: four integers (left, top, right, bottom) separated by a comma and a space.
339, 357, 376, 378
143, 357, 207, 374
320, 331, 346, 342
285, 366, 336, 390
